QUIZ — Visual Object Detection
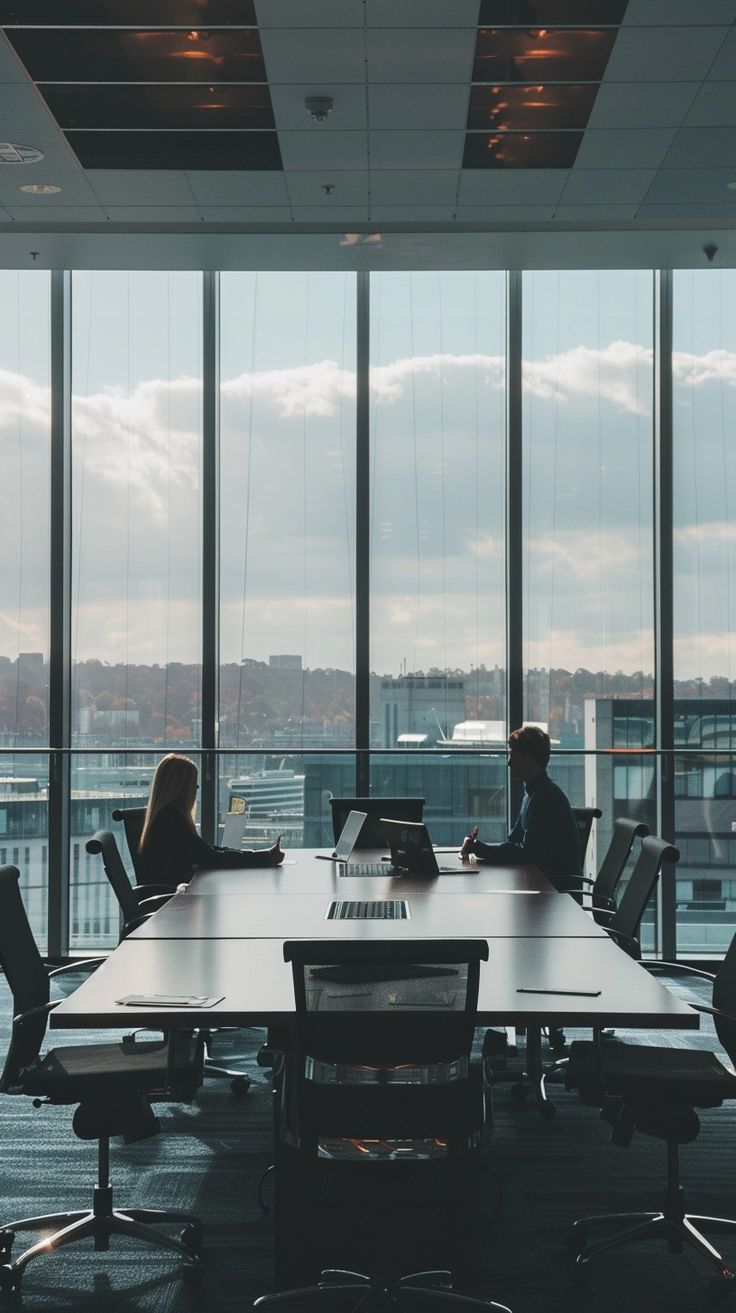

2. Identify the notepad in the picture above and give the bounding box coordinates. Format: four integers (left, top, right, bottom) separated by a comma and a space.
116, 993, 223, 1007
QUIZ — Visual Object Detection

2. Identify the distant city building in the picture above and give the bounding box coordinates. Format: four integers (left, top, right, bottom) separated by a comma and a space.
16, 652, 44, 674
379, 676, 466, 748
269, 655, 302, 671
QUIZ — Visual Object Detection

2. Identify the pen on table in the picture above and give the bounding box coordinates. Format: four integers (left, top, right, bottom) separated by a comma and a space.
516, 987, 602, 997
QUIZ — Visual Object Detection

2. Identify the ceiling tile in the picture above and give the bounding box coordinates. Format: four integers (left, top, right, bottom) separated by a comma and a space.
368, 84, 469, 131
685, 82, 736, 128
0, 32, 28, 83
366, 0, 480, 25
366, 28, 476, 84
706, 28, 736, 79
85, 170, 196, 205
0, 83, 56, 131
278, 130, 367, 170
643, 168, 736, 204
588, 83, 700, 129
5, 205, 107, 221
455, 204, 556, 221
0, 127, 80, 169
284, 170, 369, 204
604, 26, 731, 82
458, 169, 568, 204
260, 28, 365, 82
560, 168, 656, 204
553, 204, 639, 220
663, 127, 736, 168
185, 171, 289, 205
270, 84, 367, 131
369, 129, 464, 169
370, 203, 458, 219
637, 202, 736, 220
0, 167, 96, 204
198, 206, 293, 221
254, 0, 365, 26
575, 128, 676, 170
623, 0, 736, 22
103, 206, 203, 222
370, 169, 459, 203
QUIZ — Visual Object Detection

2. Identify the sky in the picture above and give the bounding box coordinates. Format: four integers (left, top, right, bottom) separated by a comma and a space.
0, 268, 734, 684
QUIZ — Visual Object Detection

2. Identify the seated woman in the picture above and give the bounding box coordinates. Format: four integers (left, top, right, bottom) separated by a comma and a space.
138, 752, 284, 888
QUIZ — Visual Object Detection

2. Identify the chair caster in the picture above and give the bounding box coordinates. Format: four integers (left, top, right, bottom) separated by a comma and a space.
0, 1230, 14, 1264
0, 1263, 21, 1295
511, 1081, 529, 1103
230, 1075, 251, 1097
181, 1262, 204, 1288
540, 1099, 557, 1119
569, 1259, 592, 1290
180, 1222, 204, 1257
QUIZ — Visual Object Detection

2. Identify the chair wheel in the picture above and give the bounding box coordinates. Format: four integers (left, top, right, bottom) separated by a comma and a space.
230, 1075, 251, 1097
540, 1100, 557, 1119
181, 1263, 204, 1287
0, 1230, 14, 1263
0, 1264, 21, 1294
511, 1082, 529, 1103
180, 1223, 204, 1255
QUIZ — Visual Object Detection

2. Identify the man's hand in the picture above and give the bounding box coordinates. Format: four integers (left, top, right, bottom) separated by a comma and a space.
268, 836, 285, 866
460, 826, 479, 859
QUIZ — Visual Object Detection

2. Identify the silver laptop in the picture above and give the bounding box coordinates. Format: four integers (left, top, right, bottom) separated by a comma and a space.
315, 809, 368, 862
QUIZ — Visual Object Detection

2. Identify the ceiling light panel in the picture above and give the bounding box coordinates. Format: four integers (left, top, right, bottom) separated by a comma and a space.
40, 84, 275, 131
67, 129, 281, 170
464, 130, 582, 168
6, 28, 266, 83
468, 83, 598, 130
473, 28, 618, 83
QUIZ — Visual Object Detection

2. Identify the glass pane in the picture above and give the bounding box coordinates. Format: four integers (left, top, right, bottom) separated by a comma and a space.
370, 272, 507, 750
71, 272, 203, 751
370, 750, 508, 847
673, 270, 736, 954
522, 271, 654, 746
0, 271, 51, 746
0, 752, 50, 952
217, 750, 355, 850
219, 273, 356, 749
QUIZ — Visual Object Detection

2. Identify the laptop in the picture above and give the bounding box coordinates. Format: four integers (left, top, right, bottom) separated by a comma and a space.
382, 818, 471, 876
314, 809, 368, 862
221, 807, 250, 850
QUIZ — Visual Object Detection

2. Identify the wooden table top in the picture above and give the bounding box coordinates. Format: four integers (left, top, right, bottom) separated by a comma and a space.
51, 934, 698, 1031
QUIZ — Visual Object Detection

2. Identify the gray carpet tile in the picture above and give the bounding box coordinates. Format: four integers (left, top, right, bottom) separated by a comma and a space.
0, 967, 733, 1312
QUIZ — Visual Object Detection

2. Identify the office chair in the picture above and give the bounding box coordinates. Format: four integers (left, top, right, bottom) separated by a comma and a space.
86, 829, 174, 939
565, 936, 736, 1296
329, 798, 425, 849
0, 865, 204, 1294
86, 830, 251, 1095
571, 806, 602, 870
562, 817, 651, 923
257, 938, 510, 1313
595, 835, 680, 958
111, 805, 148, 885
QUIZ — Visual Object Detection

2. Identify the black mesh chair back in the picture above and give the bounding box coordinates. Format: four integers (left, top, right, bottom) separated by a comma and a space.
86, 830, 141, 931
608, 835, 679, 954
713, 929, 736, 1065
285, 938, 486, 1071
329, 798, 425, 848
571, 806, 602, 867
595, 816, 650, 905
111, 806, 147, 884
0, 866, 50, 1088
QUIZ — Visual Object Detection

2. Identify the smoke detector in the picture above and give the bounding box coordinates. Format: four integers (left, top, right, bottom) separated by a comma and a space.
305, 95, 333, 122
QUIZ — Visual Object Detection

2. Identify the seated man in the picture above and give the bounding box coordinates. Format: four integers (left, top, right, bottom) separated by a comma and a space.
460, 724, 582, 893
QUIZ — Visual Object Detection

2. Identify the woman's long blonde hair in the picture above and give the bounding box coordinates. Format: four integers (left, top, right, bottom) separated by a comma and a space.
139, 753, 198, 851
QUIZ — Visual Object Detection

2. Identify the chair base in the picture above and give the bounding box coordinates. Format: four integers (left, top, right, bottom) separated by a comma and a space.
0, 1186, 203, 1292
254, 1268, 512, 1311
568, 1206, 736, 1286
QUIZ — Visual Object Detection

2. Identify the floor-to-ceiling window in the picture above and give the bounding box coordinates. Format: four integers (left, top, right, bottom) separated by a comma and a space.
1, 266, 735, 955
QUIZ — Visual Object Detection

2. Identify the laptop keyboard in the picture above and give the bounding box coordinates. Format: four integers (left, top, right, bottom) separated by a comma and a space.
326, 900, 410, 921
339, 861, 392, 877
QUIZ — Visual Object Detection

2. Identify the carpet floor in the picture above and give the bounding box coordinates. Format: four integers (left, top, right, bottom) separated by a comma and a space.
0, 969, 734, 1313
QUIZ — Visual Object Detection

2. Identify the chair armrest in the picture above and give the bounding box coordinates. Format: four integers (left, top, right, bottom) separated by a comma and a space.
563, 877, 596, 891
604, 927, 640, 956
692, 1003, 736, 1025
48, 958, 104, 978
13, 999, 59, 1026
134, 883, 174, 900
641, 961, 716, 983
592, 906, 615, 921
136, 894, 172, 913
121, 912, 153, 938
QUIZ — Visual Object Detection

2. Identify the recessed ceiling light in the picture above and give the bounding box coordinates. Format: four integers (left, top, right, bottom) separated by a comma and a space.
20, 183, 61, 195
0, 142, 45, 164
